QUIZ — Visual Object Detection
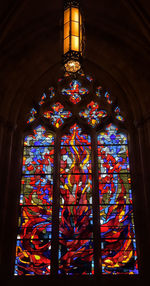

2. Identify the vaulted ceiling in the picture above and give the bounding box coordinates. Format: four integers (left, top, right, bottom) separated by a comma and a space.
0, 0, 150, 126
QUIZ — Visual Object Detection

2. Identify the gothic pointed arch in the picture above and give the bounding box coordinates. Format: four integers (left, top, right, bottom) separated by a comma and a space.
14, 72, 139, 276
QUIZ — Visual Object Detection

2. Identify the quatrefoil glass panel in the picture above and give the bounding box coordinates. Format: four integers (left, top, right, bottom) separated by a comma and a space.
62, 80, 89, 104
43, 102, 72, 128
79, 101, 107, 127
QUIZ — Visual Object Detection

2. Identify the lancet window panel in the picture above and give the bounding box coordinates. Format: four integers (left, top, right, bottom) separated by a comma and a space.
98, 124, 138, 274
14, 126, 54, 275
59, 124, 94, 275
14, 74, 139, 276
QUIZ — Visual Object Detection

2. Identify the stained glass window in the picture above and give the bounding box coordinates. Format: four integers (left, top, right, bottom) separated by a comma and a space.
62, 80, 89, 104
14, 126, 54, 275
114, 106, 125, 122
39, 93, 47, 106
38, 88, 55, 106
27, 108, 37, 124
104, 91, 112, 104
79, 101, 107, 127
43, 102, 72, 128
15, 75, 139, 276
96, 86, 102, 98
59, 124, 94, 275
98, 124, 138, 274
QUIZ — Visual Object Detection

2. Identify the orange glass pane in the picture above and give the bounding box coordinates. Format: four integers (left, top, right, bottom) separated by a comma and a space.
71, 7, 79, 22
64, 37, 69, 54
71, 21, 79, 36
64, 8, 70, 24
80, 13, 82, 25
71, 36, 79, 51
80, 24, 82, 53
64, 22, 70, 39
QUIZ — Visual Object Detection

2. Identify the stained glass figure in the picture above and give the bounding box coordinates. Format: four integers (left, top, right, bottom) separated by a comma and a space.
27, 108, 37, 124
97, 124, 138, 275
105, 92, 112, 104
114, 106, 125, 122
59, 124, 94, 275
43, 102, 72, 128
62, 80, 89, 104
79, 101, 107, 127
14, 126, 54, 275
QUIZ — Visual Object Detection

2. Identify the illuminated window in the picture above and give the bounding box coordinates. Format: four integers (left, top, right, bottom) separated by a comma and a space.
14, 74, 138, 275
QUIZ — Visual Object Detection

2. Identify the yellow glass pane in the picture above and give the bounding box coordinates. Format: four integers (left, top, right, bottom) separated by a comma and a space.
71, 21, 79, 36
71, 36, 79, 51
71, 7, 79, 22
64, 37, 69, 54
80, 25, 82, 52
80, 13, 82, 25
64, 22, 70, 39
64, 8, 70, 24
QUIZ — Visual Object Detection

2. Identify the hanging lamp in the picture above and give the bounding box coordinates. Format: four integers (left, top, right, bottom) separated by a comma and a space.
63, 0, 83, 73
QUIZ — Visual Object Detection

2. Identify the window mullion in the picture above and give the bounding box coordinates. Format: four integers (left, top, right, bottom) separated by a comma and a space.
51, 132, 61, 275
91, 130, 102, 275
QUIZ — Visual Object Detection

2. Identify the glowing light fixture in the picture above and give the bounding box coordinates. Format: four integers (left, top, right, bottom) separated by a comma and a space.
63, 0, 83, 73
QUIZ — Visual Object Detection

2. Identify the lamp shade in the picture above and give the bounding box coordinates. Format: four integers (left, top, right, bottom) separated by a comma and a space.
63, 0, 83, 73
